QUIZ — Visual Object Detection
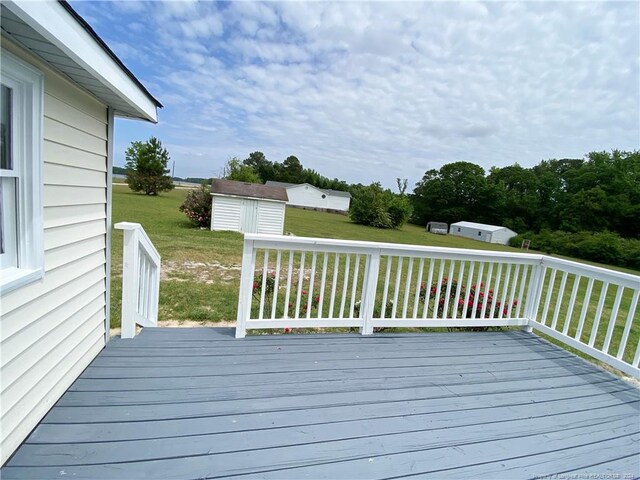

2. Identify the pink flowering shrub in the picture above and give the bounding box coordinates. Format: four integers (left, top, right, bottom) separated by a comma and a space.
179, 184, 212, 227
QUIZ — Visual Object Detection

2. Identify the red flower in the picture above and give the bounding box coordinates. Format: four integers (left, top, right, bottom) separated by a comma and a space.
284, 327, 291, 333
314, 296, 320, 302
252, 282, 258, 290
302, 290, 308, 295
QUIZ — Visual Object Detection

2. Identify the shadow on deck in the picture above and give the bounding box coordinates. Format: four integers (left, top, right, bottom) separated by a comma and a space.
2, 328, 639, 479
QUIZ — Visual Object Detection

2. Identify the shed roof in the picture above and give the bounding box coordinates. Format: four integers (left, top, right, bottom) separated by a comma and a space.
211, 179, 288, 202
451, 221, 513, 232
265, 181, 352, 198
1, 0, 161, 122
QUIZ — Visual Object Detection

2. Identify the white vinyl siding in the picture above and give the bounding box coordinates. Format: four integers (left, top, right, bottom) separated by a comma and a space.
257, 202, 286, 234
211, 195, 242, 232
326, 195, 350, 212
0, 39, 108, 465
211, 194, 285, 234
449, 223, 517, 245
285, 184, 329, 209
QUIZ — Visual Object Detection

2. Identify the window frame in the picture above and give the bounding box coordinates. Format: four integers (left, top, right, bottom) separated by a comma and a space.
0, 49, 44, 294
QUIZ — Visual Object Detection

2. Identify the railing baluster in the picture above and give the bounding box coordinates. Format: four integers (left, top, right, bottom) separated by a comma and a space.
258, 249, 269, 320
471, 262, 485, 319
381, 256, 392, 318
294, 251, 306, 320
489, 263, 503, 319
422, 259, 435, 319
617, 289, 639, 360
283, 251, 294, 319
402, 257, 414, 319
349, 254, 361, 318
507, 264, 519, 318
574, 277, 594, 341
451, 261, 465, 320
515, 265, 528, 318
541, 269, 557, 325
498, 264, 511, 319
461, 261, 475, 319
480, 263, 493, 319
442, 260, 456, 319
339, 254, 351, 318
550, 271, 568, 330
329, 253, 340, 318
391, 256, 403, 319
412, 258, 425, 319
602, 285, 624, 354
588, 282, 609, 347
562, 275, 581, 335
271, 250, 282, 320
306, 252, 318, 319
318, 253, 328, 319
433, 260, 445, 319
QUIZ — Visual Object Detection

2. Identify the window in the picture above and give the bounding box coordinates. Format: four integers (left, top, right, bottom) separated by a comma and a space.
478, 231, 482, 236
0, 50, 44, 293
457, 227, 461, 232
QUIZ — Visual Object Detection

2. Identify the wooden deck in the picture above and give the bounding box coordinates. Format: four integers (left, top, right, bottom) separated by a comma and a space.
3, 328, 639, 479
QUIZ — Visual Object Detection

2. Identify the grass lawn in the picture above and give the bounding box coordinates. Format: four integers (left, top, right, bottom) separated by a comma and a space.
110, 185, 639, 370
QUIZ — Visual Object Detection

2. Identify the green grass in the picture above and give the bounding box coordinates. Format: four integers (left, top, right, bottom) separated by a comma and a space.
110, 186, 639, 371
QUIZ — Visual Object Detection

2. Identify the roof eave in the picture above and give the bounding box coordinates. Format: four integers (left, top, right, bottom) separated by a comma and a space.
3, 0, 160, 122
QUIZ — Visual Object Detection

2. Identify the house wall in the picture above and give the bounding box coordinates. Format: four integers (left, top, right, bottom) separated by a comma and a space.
450, 224, 492, 243
490, 229, 517, 245
0, 39, 108, 465
326, 195, 350, 212
211, 195, 285, 234
285, 185, 329, 210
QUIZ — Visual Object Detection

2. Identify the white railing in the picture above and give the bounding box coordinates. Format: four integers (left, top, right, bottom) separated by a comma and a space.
115, 222, 161, 339
236, 234, 640, 378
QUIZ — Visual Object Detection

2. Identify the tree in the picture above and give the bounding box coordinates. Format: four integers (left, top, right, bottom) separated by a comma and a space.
125, 137, 174, 195
281, 156, 304, 183
223, 157, 261, 183
411, 162, 493, 225
243, 151, 276, 182
396, 178, 408, 196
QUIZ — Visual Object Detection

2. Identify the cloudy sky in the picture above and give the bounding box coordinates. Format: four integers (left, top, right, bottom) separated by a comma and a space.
70, 1, 639, 187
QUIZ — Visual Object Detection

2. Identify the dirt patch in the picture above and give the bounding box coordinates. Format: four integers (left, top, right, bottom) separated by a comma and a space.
161, 260, 241, 284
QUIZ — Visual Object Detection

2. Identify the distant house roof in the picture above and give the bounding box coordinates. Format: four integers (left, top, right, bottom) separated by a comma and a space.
265, 181, 352, 199
451, 221, 514, 232
211, 179, 288, 202
1, 1, 161, 121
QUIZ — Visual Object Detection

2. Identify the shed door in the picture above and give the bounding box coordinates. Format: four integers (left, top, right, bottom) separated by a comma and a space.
240, 199, 259, 233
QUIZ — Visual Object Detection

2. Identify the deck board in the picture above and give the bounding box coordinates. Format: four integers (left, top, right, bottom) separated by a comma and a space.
2, 328, 638, 479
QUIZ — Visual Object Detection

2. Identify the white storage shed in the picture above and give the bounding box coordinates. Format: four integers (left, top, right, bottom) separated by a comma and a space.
265, 181, 351, 212
211, 179, 288, 234
449, 221, 517, 245
0, 0, 161, 465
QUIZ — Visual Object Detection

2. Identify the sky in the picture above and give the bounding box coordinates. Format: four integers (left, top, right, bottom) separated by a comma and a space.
70, 0, 640, 188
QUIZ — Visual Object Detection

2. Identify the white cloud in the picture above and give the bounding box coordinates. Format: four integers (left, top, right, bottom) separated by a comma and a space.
71, 1, 639, 186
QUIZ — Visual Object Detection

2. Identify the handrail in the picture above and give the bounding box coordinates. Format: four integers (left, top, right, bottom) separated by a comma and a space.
115, 222, 161, 338
237, 234, 640, 379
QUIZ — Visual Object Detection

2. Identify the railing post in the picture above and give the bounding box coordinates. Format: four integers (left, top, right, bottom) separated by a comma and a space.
120, 228, 139, 339
360, 249, 381, 335
522, 260, 545, 332
236, 238, 255, 338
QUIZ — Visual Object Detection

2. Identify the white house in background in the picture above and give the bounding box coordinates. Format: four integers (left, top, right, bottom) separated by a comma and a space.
211, 179, 288, 234
449, 221, 517, 245
265, 181, 351, 212
0, 0, 161, 465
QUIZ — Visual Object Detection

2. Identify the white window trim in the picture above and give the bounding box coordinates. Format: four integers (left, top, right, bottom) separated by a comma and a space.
0, 49, 44, 294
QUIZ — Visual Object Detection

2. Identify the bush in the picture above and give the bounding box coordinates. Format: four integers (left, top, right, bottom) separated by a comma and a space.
179, 185, 212, 227
350, 183, 412, 229
510, 230, 639, 270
